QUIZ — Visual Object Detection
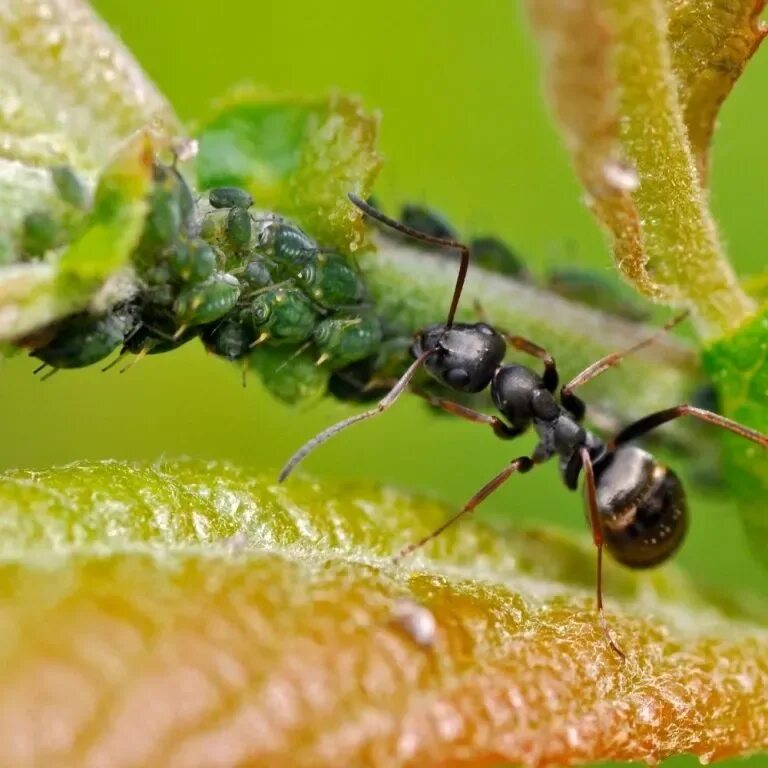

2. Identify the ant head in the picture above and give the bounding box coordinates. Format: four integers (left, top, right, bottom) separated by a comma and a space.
596, 446, 688, 569
412, 322, 506, 393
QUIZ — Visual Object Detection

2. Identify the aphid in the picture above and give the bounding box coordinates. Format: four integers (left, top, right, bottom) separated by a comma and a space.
21, 210, 60, 258
209, 186, 253, 210
269, 221, 322, 272
250, 344, 330, 405
470, 236, 530, 282
226, 207, 252, 250
167, 240, 216, 284
51, 165, 89, 210
246, 285, 318, 346
280, 194, 768, 659
240, 257, 275, 289
295, 253, 366, 309
400, 203, 458, 240
32, 305, 136, 377
313, 314, 383, 367
201, 318, 252, 361
173, 272, 241, 334
548, 268, 650, 322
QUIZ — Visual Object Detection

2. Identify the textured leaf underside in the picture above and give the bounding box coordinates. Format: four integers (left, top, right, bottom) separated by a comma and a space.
0, 460, 766, 767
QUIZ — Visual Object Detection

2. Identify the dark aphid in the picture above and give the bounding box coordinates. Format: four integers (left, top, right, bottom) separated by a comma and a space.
240, 257, 275, 289
246, 286, 318, 345
201, 319, 252, 361
470, 236, 530, 281
32, 305, 136, 371
209, 186, 253, 210
168, 240, 216, 284
120, 307, 197, 357
226, 207, 252, 249
174, 272, 241, 332
313, 314, 382, 367
21, 210, 60, 258
296, 253, 365, 309
547, 268, 650, 322
280, 194, 768, 661
51, 166, 88, 210
400, 203, 458, 240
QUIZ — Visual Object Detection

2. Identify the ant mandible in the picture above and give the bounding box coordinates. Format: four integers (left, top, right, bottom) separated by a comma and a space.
280, 193, 768, 658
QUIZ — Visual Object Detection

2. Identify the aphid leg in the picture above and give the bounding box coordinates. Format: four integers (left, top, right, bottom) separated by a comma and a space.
412, 389, 524, 440
348, 193, 470, 327
120, 346, 150, 374
32, 362, 47, 375
279, 350, 433, 482
40, 367, 59, 382
101, 350, 128, 372
393, 455, 535, 564
610, 405, 768, 450
561, 311, 689, 399
579, 446, 626, 661
172, 324, 188, 341
241, 357, 248, 389
249, 331, 270, 348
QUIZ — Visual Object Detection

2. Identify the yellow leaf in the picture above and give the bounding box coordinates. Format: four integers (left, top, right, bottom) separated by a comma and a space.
525, 0, 757, 339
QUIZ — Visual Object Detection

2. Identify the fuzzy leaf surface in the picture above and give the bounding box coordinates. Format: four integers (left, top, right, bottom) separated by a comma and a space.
0, 459, 767, 767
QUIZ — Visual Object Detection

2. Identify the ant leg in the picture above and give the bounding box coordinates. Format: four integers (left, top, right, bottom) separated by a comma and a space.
611, 404, 768, 450
561, 311, 688, 402
499, 333, 558, 393
393, 455, 535, 563
349, 194, 469, 327
279, 350, 433, 482
579, 446, 626, 660
412, 389, 524, 440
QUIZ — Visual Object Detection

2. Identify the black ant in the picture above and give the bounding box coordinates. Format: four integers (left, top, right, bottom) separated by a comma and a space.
280, 194, 768, 658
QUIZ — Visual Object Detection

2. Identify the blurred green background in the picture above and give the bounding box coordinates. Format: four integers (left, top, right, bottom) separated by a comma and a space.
3, 3, 768, 764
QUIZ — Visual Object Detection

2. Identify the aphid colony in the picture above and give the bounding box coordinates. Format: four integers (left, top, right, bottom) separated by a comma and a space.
20, 162, 386, 397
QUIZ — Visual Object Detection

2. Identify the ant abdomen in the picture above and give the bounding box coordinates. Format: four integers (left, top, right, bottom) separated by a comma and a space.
596, 446, 688, 569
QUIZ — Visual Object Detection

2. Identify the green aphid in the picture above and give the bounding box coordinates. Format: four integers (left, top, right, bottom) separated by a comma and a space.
201, 318, 251, 361
249, 345, 330, 405
168, 240, 216, 284
313, 314, 383, 367
272, 222, 320, 272
247, 286, 318, 345
209, 186, 253, 210
21, 210, 61, 258
547, 268, 650, 322
296, 253, 365, 308
32, 306, 135, 370
470, 236, 530, 281
226, 207, 252, 249
174, 272, 241, 332
167, 166, 197, 228
145, 183, 182, 248
51, 166, 89, 210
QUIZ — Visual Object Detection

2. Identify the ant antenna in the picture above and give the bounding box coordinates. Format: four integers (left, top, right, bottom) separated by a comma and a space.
279, 350, 433, 482
348, 193, 470, 327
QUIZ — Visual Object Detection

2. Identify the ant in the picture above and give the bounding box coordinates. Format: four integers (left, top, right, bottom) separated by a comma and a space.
280, 194, 768, 658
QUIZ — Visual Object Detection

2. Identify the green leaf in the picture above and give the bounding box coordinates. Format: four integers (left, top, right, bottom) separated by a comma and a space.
525, 0, 759, 339
196, 91, 382, 253
0, 458, 767, 766
702, 306, 768, 562
0, 131, 155, 342
0, 0, 180, 238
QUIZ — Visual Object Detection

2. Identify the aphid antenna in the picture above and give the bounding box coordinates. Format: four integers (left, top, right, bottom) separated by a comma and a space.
348, 193, 470, 327
278, 350, 434, 482
275, 341, 313, 374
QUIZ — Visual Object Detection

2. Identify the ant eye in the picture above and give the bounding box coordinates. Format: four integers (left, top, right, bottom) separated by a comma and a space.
445, 368, 470, 388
